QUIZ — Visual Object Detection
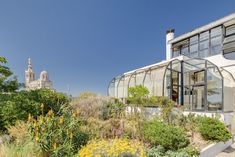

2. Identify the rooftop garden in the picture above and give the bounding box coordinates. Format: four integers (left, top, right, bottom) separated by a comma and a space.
0, 56, 232, 157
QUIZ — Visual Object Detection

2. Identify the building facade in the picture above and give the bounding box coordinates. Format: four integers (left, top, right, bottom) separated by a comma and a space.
108, 13, 235, 132
25, 58, 53, 90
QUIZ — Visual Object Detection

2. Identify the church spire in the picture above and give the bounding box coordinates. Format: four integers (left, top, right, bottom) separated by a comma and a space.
28, 58, 32, 70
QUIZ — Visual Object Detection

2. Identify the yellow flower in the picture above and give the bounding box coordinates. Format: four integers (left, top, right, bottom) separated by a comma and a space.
28, 113, 32, 122
33, 121, 37, 128
59, 116, 64, 124
69, 132, 73, 139
35, 131, 39, 143
78, 139, 147, 157
39, 115, 43, 124
47, 109, 54, 117
53, 143, 57, 150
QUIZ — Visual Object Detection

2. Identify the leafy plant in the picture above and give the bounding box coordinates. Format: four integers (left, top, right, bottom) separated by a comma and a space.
145, 145, 199, 157
0, 56, 20, 93
197, 116, 232, 142
127, 85, 149, 106
0, 89, 69, 131
28, 109, 89, 157
0, 140, 43, 157
142, 120, 190, 151
155, 96, 174, 123
7, 121, 29, 145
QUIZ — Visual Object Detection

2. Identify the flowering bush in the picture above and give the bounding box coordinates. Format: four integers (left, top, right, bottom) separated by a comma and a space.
28, 108, 89, 157
78, 138, 146, 157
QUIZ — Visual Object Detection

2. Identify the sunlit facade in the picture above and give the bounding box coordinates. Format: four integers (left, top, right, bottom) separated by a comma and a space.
108, 13, 235, 131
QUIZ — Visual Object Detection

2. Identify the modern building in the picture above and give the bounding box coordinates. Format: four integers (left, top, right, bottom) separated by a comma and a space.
108, 13, 235, 132
25, 58, 53, 90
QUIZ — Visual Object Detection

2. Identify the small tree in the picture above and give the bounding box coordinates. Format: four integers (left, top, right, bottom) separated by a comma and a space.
155, 96, 174, 124
127, 85, 149, 106
127, 85, 150, 140
0, 56, 20, 92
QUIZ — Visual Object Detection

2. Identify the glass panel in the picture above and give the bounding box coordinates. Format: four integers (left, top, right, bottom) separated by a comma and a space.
190, 52, 198, 58
172, 60, 181, 72
184, 86, 191, 110
224, 51, 235, 60
211, 36, 222, 47
172, 71, 179, 85
182, 46, 189, 55
182, 58, 223, 111
223, 35, 235, 44
190, 35, 198, 44
199, 40, 209, 50
135, 71, 145, 85
226, 25, 235, 36
211, 45, 221, 55
164, 69, 171, 98
211, 26, 222, 37
207, 67, 223, 111
172, 85, 179, 103
200, 31, 209, 41
192, 85, 205, 110
194, 71, 205, 84
172, 47, 180, 58
199, 49, 209, 58
190, 44, 198, 53
210, 30, 222, 55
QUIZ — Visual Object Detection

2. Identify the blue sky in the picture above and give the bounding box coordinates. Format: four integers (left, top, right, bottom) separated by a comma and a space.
0, 0, 235, 96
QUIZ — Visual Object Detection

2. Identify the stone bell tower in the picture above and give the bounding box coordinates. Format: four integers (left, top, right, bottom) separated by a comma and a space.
25, 58, 35, 89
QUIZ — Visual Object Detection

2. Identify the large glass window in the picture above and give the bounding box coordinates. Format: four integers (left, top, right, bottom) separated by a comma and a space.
172, 39, 189, 58
211, 26, 222, 55
184, 59, 223, 111
224, 49, 235, 60
171, 25, 224, 59
199, 31, 209, 58
223, 24, 235, 60
226, 25, 235, 36
164, 60, 182, 105
207, 67, 223, 111
189, 36, 198, 57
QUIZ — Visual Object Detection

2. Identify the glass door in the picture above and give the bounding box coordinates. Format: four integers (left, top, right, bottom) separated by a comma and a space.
192, 85, 205, 110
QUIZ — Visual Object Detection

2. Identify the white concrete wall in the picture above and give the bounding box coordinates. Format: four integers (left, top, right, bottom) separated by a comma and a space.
200, 139, 233, 157
166, 31, 174, 60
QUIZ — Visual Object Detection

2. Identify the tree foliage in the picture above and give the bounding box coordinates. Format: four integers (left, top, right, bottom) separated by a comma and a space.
127, 85, 149, 106
0, 89, 69, 131
0, 56, 20, 92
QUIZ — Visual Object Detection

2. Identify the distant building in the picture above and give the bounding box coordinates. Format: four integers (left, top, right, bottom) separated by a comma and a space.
25, 58, 53, 90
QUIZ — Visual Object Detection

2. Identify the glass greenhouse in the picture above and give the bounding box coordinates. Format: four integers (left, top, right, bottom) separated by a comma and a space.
108, 56, 234, 112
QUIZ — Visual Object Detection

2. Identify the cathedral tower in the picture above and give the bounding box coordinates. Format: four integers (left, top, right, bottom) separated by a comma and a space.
25, 58, 35, 89
25, 58, 53, 90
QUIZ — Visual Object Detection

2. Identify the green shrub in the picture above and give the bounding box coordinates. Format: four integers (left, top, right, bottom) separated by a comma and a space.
197, 116, 232, 142
0, 140, 43, 157
142, 120, 190, 151
0, 89, 69, 131
145, 145, 199, 157
28, 109, 89, 157
145, 145, 165, 157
